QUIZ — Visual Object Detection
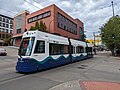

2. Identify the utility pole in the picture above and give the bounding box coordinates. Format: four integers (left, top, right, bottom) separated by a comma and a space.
111, 1, 115, 17
93, 32, 96, 55
111, 1, 116, 56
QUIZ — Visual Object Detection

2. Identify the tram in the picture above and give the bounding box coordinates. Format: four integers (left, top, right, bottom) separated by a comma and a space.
16, 30, 93, 72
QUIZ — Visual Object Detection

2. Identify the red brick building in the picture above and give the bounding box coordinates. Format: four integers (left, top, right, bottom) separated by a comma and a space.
13, 4, 84, 47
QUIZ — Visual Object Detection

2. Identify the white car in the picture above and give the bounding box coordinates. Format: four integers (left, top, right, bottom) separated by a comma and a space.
0, 48, 7, 56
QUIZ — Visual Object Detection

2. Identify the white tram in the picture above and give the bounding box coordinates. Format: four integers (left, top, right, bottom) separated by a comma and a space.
16, 30, 93, 72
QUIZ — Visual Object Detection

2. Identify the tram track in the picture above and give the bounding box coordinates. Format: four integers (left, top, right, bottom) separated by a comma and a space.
0, 73, 28, 84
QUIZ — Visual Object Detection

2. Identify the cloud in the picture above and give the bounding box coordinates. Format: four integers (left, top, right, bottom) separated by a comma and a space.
0, 0, 120, 39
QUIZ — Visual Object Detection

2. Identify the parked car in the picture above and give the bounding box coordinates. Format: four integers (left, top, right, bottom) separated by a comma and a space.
0, 48, 7, 56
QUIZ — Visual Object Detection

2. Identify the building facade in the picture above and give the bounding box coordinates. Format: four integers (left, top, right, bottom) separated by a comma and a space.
0, 14, 13, 45
13, 4, 84, 47
13, 10, 29, 46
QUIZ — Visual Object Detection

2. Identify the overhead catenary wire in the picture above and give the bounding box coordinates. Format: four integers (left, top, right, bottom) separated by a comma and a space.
0, 8, 27, 22
0, 1, 120, 22
24, 0, 41, 9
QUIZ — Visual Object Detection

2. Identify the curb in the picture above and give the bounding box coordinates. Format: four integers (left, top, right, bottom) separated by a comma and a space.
49, 80, 120, 90
49, 80, 82, 90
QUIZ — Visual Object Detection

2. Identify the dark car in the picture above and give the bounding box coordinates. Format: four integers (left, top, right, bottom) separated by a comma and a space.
0, 48, 7, 56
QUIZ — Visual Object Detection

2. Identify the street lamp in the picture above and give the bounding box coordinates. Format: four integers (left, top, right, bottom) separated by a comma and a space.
49, 19, 54, 33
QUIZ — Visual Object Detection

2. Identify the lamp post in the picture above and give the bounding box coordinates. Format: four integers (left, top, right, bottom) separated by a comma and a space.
111, 1, 115, 17
49, 19, 54, 33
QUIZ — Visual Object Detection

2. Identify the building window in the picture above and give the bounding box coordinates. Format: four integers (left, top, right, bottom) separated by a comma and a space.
6, 24, 9, 28
0, 22, 1, 26
10, 24, 13, 29
80, 27, 83, 34
61, 24, 63, 28
57, 12, 77, 35
10, 30, 12, 34
75, 31, 77, 34
17, 28, 21, 34
1, 28, 3, 32
10, 19, 13, 24
58, 22, 60, 27
2, 23, 5, 27
34, 40, 45, 53
6, 19, 9, 23
6, 29, 8, 33
3, 18, 5, 22
3, 29, 5, 32
64, 25, 66, 30
0, 16, 2, 21
67, 27, 69, 31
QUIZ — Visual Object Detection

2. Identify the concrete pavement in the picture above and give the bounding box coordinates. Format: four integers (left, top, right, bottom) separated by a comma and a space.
49, 51, 120, 90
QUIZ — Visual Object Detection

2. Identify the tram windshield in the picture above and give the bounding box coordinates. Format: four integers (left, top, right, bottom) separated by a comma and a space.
19, 37, 35, 56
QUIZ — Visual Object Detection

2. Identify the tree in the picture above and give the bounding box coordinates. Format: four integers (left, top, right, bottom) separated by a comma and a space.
29, 21, 47, 32
35, 21, 40, 30
3, 35, 12, 46
81, 34, 86, 41
39, 21, 47, 32
100, 15, 120, 56
30, 26, 36, 31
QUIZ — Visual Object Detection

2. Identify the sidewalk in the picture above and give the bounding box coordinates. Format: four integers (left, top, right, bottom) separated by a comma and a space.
49, 80, 120, 90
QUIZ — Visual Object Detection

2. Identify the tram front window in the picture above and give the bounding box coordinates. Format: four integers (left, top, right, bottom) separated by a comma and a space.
19, 37, 35, 56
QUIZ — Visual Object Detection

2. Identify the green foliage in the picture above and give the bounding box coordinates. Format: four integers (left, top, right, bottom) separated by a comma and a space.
81, 34, 86, 41
3, 35, 12, 46
35, 21, 40, 30
39, 21, 47, 31
30, 21, 47, 32
100, 15, 120, 55
30, 26, 36, 31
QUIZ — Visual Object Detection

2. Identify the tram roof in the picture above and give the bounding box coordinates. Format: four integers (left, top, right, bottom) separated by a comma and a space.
23, 30, 87, 46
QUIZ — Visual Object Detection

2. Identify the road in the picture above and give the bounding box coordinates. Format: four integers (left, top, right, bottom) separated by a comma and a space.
0, 47, 120, 90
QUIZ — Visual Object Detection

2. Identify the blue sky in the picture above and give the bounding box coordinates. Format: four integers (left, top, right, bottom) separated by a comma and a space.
0, 0, 120, 39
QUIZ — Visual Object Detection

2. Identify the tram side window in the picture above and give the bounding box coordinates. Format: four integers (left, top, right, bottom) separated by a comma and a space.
73, 47, 75, 54
34, 40, 45, 53
76, 46, 84, 53
49, 43, 69, 55
86, 47, 92, 54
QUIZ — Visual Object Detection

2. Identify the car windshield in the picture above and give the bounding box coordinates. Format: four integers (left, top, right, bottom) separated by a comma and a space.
19, 37, 35, 56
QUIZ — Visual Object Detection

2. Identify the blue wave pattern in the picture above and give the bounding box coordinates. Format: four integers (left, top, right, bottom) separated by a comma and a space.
16, 54, 90, 72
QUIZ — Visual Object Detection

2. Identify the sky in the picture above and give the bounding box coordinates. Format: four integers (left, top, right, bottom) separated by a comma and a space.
0, 0, 120, 39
